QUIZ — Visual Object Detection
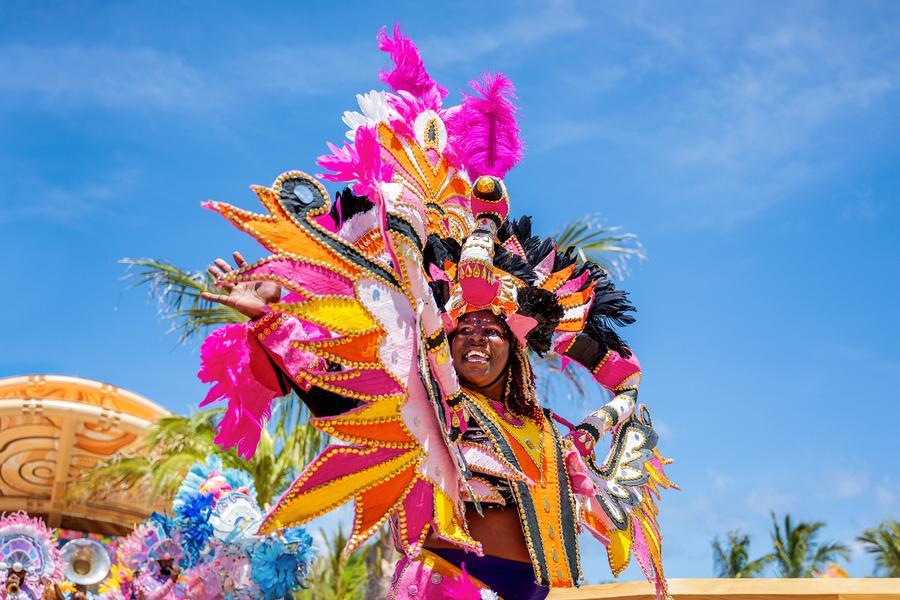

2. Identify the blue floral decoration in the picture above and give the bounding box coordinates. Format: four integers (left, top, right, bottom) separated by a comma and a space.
148, 511, 176, 538
249, 529, 315, 599
177, 492, 215, 568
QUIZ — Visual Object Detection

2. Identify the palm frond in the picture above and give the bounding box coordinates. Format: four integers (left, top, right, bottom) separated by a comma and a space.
532, 351, 598, 408
711, 530, 772, 578
298, 527, 368, 599
858, 520, 900, 577
67, 455, 154, 502
552, 215, 646, 280
72, 399, 326, 508
120, 257, 245, 344
769, 512, 848, 578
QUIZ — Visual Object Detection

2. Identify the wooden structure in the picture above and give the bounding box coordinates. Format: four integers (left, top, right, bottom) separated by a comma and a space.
549, 578, 900, 599
0, 374, 170, 535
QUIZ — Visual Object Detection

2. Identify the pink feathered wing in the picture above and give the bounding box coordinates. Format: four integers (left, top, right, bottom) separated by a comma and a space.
317, 124, 394, 199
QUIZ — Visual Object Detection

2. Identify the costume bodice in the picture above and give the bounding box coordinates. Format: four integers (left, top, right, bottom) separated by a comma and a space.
459, 389, 582, 587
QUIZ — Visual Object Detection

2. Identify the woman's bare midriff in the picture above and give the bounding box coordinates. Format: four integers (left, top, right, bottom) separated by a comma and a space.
424, 505, 532, 564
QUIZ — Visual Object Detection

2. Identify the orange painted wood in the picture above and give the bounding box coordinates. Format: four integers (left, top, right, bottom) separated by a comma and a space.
548, 578, 900, 600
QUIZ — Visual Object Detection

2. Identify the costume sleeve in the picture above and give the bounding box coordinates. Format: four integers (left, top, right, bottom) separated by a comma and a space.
565, 348, 642, 457
197, 307, 319, 459
247, 307, 320, 390
145, 578, 176, 600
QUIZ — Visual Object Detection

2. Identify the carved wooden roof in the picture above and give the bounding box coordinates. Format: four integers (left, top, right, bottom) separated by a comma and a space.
0, 375, 170, 535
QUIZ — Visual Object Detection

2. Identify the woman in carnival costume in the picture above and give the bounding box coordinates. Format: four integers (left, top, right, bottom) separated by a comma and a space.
198, 25, 675, 599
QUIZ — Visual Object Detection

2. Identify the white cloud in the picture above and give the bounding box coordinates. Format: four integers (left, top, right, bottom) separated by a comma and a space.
653, 417, 674, 440
745, 487, 796, 516
841, 189, 891, 222
423, 0, 587, 66
707, 468, 732, 491
875, 480, 898, 510
0, 2, 585, 115
833, 470, 868, 499
0, 45, 219, 111
0, 41, 379, 113
534, 7, 899, 228
0, 167, 139, 225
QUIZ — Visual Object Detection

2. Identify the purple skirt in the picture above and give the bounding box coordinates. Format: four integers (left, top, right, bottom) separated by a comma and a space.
428, 547, 550, 600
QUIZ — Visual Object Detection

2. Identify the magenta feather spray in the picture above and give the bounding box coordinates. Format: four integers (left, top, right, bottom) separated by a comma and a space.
317, 125, 393, 199
446, 73, 524, 180
197, 323, 279, 459
377, 24, 447, 102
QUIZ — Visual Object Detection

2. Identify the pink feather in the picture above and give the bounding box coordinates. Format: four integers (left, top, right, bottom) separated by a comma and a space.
197, 323, 281, 459
446, 73, 524, 179
443, 562, 485, 599
317, 125, 393, 198
377, 24, 447, 103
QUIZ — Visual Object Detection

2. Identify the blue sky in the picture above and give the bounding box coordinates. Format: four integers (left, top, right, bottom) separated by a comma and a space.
2, 0, 898, 582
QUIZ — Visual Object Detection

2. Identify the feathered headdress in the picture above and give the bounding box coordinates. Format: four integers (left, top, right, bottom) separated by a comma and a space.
0, 512, 63, 582
173, 455, 257, 515
315, 26, 631, 361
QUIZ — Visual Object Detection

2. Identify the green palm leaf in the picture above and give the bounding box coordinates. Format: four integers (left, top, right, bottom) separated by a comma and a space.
532, 216, 645, 405
120, 258, 245, 343
297, 527, 369, 600
711, 530, 773, 578
858, 520, 900, 577
552, 215, 645, 280
769, 512, 849, 577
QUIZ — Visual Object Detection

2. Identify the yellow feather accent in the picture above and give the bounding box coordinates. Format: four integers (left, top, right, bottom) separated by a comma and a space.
331, 394, 405, 421
433, 487, 478, 549
276, 296, 377, 336
607, 525, 633, 577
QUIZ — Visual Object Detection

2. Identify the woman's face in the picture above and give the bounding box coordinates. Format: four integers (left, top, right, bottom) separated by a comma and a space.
451, 310, 510, 389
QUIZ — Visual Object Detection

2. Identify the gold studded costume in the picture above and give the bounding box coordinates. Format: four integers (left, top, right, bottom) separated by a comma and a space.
198, 25, 675, 599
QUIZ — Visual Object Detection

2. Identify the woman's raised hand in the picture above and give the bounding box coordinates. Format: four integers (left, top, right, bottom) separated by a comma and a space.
200, 251, 281, 320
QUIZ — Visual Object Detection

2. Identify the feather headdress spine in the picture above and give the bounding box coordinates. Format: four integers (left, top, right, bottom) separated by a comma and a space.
447, 73, 524, 179
377, 24, 448, 102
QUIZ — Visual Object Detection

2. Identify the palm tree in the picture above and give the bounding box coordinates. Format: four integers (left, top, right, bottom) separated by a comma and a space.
711, 530, 773, 578
769, 512, 849, 578
297, 527, 368, 600
120, 257, 246, 343
858, 520, 900, 577
70, 398, 324, 507
552, 215, 645, 281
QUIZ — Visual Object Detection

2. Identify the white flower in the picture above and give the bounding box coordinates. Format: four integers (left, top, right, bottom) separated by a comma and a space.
341, 90, 399, 140
480, 590, 499, 600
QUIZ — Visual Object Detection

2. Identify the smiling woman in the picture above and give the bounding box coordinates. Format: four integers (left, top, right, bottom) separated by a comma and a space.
450, 312, 511, 393
191, 25, 675, 600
